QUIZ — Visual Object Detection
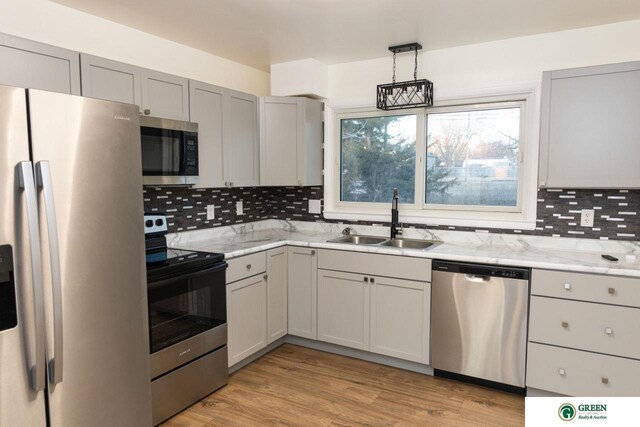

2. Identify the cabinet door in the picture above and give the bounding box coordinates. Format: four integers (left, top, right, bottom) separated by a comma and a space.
266, 247, 287, 343
300, 98, 323, 186
317, 269, 369, 351
223, 89, 259, 187
226, 275, 267, 367
189, 80, 225, 188
370, 276, 430, 364
140, 69, 189, 121
287, 247, 317, 339
539, 62, 640, 188
80, 54, 141, 108
260, 97, 301, 185
0, 33, 80, 94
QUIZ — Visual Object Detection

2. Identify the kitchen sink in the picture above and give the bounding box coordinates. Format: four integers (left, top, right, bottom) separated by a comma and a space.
327, 235, 388, 245
379, 238, 439, 249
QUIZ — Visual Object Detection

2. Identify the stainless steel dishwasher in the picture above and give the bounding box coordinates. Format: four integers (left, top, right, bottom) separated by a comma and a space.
431, 260, 530, 392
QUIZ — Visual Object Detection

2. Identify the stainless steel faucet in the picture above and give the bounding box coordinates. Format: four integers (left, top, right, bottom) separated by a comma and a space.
390, 188, 402, 239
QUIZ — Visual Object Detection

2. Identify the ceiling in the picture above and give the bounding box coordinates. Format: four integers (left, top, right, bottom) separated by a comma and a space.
53, 0, 640, 71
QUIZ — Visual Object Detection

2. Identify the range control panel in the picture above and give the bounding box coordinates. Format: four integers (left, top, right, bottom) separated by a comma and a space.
144, 214, 168, 235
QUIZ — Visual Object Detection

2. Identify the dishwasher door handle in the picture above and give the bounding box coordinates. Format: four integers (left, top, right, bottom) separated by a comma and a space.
465, 274, 491, 282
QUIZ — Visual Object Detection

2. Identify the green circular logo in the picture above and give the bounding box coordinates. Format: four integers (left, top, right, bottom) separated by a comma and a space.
558, 403, 576, 421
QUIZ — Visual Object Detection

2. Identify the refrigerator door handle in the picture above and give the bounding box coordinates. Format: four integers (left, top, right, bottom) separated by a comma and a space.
17, 161, 46, 392
36, 161, 63, 385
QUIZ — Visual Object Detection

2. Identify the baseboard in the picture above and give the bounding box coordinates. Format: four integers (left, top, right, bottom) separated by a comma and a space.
284, 336, 434, 375
526, 387, 568, 397
228, 337, 287, 374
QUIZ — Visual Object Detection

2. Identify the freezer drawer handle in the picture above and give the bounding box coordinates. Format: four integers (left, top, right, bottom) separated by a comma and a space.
36, 161, 64, 385
17, 161, 46, 392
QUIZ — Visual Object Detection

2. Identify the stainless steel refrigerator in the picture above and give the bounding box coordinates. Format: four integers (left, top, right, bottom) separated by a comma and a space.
0, 86, 152, 426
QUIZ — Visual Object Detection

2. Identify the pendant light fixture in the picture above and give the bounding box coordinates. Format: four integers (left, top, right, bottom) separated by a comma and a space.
376, 42, 433, 110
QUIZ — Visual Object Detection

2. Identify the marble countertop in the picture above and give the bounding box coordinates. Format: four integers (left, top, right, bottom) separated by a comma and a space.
167, 220, 640, 278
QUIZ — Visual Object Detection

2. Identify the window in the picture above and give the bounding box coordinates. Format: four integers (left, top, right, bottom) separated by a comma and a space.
341, 115, 416, 203
425, 106, 522, 210
326, 88, 539, 229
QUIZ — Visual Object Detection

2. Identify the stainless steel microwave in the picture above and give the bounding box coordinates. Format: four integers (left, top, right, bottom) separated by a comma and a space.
141, 116, 199, 185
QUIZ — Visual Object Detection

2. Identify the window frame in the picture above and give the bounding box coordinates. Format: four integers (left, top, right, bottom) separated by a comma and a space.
324, 85, 540, 230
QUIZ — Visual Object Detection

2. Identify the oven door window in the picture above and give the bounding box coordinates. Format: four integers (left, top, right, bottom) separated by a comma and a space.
148, 266, 226, 354
141, 127, 184, 175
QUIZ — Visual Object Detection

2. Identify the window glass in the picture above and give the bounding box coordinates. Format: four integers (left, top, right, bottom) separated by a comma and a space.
426, 107, 520, 207
340, 115, 416, 203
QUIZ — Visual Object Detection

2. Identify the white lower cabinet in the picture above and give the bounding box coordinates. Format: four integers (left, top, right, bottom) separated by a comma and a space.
317, 265, 431, 363
226, 274, 267, 367
266, 247, 288, 343
287, 247, 317, 339
370, 276, 430, 364
317, 270, 370, 351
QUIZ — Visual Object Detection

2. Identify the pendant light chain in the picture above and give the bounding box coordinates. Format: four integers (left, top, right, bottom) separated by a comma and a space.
392, 51, 397, 84
414, 48, 418, 81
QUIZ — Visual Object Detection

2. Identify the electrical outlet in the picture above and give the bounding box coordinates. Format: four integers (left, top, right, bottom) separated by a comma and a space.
236, 201, 244, 216
309, 199, 321, 214
206, 205, 215, 220
580, 209, 595, 227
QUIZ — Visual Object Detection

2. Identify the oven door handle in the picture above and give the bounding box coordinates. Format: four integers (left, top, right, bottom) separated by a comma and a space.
147, 262, 228, 290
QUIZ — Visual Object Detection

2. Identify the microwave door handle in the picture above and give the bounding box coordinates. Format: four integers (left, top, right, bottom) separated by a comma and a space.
17, 162, 46, 392
36, 161, 64, 385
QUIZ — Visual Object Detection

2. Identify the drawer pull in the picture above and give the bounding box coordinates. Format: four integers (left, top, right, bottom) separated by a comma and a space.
562, 321, 569, 328
311, 250, 316, 256
564, 283, 572, 291
608, 287, 616, 295
246, 264, 252, 270
370, 278, 375, 283
263, 274, 268, 280
364, 277, 369, 283
558, 368, 566, 376
602, 377, 609, 385
605, 327, 613, 336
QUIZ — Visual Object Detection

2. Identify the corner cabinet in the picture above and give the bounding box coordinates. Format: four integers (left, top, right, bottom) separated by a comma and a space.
539, 61, 640, 188
266, 248, 288, 343
0, 32, 80, 95
287, 247, 318, 340
223, 89, 260, 187
259, 97, 323, 186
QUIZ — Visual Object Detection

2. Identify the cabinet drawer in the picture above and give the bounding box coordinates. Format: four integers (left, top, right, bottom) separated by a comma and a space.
532, 269, 640, 308
527, 343, 640, 397
318, 249, 431, 282
529, 296, 640, 359
227, 251, 267, 284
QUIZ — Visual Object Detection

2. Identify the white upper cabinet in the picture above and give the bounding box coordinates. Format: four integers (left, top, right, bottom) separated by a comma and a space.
80, 54, 141, 107
189, 80, 225, 188
259, 96, 323, 186
539, 61, 640, 188
140, 69, 189, 121
223, 89, 260, 187
0, 33, 80, 95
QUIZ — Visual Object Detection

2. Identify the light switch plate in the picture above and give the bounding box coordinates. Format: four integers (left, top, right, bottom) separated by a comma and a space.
236, 201, 244, 216
309, 199, 321, 214
580, 209, 594, 227
206, 205, 215, 220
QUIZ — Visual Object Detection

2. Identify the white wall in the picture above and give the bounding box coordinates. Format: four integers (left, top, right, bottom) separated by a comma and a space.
0, 0, 270, 95
328, 19, 640, 103
271, 58, 328, 98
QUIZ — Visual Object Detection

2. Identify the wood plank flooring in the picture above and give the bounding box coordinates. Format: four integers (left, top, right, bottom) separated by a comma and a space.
161, 344, 524, 426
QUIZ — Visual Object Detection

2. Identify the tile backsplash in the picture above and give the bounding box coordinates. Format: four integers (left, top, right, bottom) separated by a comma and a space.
143, 186, 639, 241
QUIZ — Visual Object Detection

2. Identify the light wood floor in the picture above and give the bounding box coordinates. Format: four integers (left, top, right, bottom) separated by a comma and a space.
161, 344, 524, 427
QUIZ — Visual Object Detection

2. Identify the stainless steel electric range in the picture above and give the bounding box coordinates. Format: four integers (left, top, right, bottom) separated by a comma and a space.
144, 214, 228, 425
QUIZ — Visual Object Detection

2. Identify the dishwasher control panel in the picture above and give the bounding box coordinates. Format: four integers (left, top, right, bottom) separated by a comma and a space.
432, 260, 530, 280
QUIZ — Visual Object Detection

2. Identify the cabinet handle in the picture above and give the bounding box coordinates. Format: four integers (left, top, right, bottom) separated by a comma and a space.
230, 182, 234, 187
370, 278, 375, 283
605, 327, 613, 336
558, 368, 566, 376
297, 179, 302, 186
143, 109, 150, 115
311, 250, 316, 256
602, 377, 609, 385
364, 277, 369, 283
246, 264, 252, 270
263, 274, 268, 280
224, 182, 228, 187
563, 283, 571, 291
608, 287, 616, 295
562, 321, 569, 328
